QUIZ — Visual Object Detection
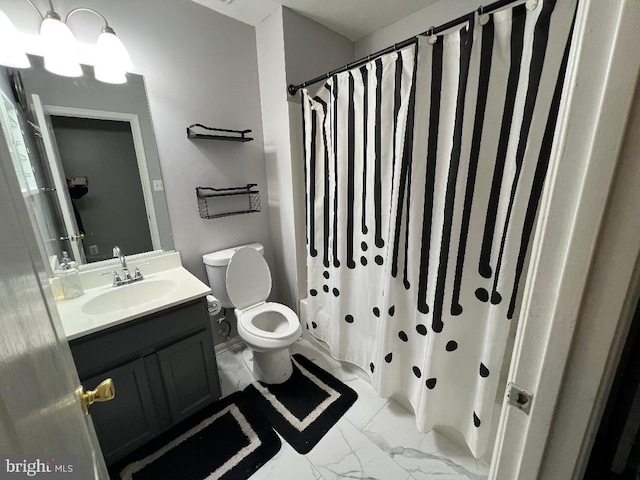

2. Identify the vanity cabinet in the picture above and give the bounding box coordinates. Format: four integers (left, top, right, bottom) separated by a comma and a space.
69, 298, 220, 465
83, 359, 160, 463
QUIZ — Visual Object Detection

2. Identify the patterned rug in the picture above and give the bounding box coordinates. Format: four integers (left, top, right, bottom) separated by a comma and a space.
243, 354, 358, 454
113, 391, 280, 480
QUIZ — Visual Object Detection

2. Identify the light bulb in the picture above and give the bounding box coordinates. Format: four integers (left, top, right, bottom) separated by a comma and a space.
94, 26, 132, 84
0, 9, 30, 69
40, 12, 82, 77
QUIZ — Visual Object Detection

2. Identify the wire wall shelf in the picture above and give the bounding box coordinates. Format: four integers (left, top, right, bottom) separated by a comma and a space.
196, 184, 261, 219
187, 124, 253, 142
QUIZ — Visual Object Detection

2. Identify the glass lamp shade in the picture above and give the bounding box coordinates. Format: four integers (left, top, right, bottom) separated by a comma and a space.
94, 28, 132, 84
40, 14, 82, 77
0, 9, 30, 68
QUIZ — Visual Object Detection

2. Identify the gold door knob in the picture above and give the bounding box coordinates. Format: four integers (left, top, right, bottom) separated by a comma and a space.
78, 378, 115, 416
59, 233, 85, 242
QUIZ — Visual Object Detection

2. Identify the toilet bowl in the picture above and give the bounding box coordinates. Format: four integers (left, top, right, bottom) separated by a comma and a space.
226, 247, 301, 384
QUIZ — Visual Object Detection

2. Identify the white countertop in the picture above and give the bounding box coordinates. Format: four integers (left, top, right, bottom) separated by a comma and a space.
55, 252, 212, 341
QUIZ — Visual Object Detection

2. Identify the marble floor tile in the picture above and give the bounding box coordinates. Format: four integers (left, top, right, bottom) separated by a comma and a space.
216, 339, 492, 480
361, 402, 489, 480
250, 435, 324, 480
306, 418, 412, 480
340, 376, 390, 430
292, 339, 390, 429
216, 346, 254, 397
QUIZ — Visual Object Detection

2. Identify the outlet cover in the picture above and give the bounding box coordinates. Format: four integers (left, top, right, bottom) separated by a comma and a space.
153, 180, 164, 191
89, 245, 99, 255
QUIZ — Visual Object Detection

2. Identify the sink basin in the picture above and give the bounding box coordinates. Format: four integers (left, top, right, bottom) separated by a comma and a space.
82, 280, 179, 315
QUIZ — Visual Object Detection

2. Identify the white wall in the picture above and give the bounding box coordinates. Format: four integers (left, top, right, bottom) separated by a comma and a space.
282, 8, 354, 89
355, 0, 481, 57
0, 0, 273, 284
256, 6, 353, 310
255, 8, 290, 306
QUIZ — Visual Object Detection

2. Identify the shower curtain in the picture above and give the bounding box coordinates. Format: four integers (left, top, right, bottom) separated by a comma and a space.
302, 0, 576, 458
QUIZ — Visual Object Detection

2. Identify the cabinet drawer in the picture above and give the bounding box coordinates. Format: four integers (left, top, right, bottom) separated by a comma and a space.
71, 299, 207, 378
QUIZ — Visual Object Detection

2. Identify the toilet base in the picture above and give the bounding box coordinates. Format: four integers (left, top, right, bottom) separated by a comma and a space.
250, 348, 294, 384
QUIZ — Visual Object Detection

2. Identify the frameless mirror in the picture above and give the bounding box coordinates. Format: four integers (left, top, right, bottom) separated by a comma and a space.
0, 55, 173, 268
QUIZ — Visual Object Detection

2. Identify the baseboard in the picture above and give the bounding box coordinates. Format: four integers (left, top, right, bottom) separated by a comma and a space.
214, 336, 245, 355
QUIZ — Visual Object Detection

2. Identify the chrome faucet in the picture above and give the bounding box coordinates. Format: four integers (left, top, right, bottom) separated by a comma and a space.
113, 246, 132, 282
102, 246, 145, 287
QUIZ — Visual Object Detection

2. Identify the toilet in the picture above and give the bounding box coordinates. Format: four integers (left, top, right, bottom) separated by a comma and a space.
203, 243, 301, 384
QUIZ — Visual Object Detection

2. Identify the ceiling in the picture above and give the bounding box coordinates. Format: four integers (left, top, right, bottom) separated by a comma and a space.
190, 0, 440, 41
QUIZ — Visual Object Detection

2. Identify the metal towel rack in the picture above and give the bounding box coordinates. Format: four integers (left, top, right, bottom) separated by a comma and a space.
196, 184, 261, 219
187, 124, 253, 142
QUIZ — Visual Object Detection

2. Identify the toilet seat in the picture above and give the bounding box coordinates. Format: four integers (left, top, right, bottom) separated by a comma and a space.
228, 247, 302, 354
237, 302, 300, 340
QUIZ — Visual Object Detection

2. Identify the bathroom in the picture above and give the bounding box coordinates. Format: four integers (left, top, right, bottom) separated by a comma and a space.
0, 0, 638, 479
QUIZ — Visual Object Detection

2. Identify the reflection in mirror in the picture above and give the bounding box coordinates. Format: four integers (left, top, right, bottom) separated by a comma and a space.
0, 79, 67, 268
51, 115, 154, 262
0, 55, 173, 268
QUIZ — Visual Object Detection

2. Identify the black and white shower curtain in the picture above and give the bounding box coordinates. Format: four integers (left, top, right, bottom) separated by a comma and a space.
302, 0, 576, 457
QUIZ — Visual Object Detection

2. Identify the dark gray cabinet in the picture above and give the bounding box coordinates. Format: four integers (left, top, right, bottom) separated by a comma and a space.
83, 359, 160, 462
70, 298, 220, 465
157, 330, 219, 423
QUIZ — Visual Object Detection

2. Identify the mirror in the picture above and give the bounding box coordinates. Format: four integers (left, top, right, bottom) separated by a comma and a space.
0, 55, 173, 268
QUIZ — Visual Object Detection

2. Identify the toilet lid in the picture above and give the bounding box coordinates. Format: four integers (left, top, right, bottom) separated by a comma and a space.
226, 247, 272, 309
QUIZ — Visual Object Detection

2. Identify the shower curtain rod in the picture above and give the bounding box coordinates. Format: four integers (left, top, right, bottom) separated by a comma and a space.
287, 0, 526, 96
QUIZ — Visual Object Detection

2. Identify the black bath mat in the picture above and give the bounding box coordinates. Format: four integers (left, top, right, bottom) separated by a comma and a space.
243, 353, 358, 454
113, 391, 280, 480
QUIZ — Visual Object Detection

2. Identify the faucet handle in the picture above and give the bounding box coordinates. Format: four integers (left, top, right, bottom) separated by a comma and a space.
133, 263, 150, 281
101, 270, 122, 287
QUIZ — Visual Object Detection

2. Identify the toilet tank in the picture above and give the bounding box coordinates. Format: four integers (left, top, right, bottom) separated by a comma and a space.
202, 243, 264, 308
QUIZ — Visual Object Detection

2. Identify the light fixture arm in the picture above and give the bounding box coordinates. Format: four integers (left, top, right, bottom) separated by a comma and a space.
22, 0, 44, 20
65, 7, 109, 28
19, 1, 110, 26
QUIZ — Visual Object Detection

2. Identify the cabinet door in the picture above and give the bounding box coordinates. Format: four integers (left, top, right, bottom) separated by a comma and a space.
85, 358, 160, 465
157, 331, 220, 423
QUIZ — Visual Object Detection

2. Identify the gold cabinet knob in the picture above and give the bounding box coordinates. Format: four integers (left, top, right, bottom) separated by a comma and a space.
78, 378, 115, 416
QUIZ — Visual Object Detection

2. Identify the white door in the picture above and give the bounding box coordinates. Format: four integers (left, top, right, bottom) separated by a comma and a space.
491, 0, 640, 478
31, 93, 86, 264
0, 115, 108, 477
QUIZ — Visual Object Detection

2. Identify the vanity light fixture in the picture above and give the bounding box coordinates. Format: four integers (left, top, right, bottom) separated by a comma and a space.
94, 25, 133, 84
0, 0, 133, 84
40, 10, 82, 77
0, 9, 31, 69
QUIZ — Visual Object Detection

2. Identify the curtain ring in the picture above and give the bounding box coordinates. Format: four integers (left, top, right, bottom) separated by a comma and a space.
365, 54, 374, 70
477, 6, 490, 26
427, 26, 437, 45
393, 43, 402, 59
